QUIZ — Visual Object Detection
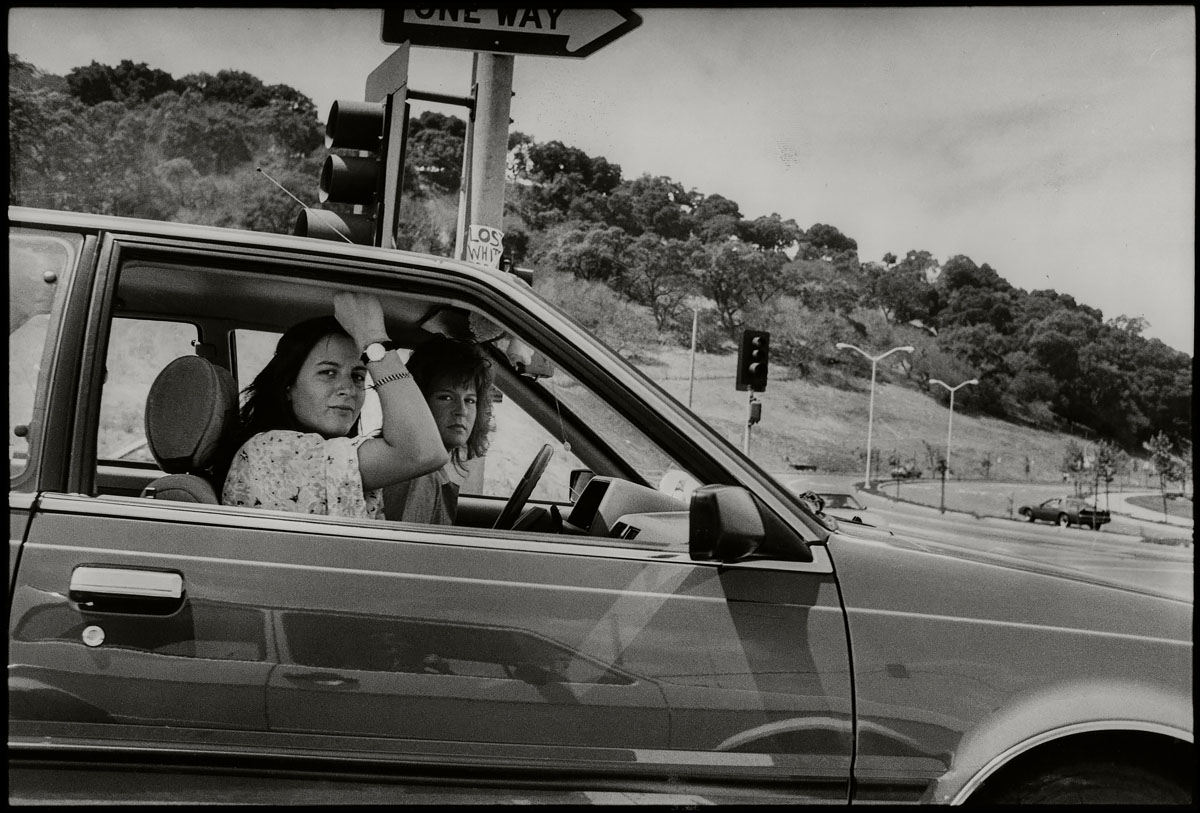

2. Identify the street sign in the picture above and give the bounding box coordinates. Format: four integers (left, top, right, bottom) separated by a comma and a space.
365, 42, 410, 103
381, 9, 642, 58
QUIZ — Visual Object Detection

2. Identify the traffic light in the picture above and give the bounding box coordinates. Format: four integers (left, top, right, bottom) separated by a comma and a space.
736, 329, 770, 392
295, 100, 392, 245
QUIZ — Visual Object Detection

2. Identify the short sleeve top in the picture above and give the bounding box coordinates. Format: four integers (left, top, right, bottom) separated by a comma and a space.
222, 430, 383, 519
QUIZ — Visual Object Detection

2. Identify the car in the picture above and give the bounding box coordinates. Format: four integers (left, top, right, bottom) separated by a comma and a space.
782, 480, 892, 532
1019, 496, 1112, 529
891, 464, 923, 480
8, 207, 1192, 805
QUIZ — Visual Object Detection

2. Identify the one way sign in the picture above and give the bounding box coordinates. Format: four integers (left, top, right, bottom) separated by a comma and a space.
381, 8, 642, 58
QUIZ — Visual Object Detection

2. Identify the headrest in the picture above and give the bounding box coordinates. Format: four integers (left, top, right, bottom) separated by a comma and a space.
144, 356, 238, 474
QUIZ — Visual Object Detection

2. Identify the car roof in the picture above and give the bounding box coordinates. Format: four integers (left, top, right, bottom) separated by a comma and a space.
9, 205, 503, 279
10, 205, 529, 337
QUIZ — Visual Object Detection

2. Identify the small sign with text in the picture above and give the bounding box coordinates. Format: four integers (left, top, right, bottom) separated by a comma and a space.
466, 224, 504, 268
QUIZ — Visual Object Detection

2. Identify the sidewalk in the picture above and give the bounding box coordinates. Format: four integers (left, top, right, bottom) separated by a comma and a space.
1108, 491, 1193, 529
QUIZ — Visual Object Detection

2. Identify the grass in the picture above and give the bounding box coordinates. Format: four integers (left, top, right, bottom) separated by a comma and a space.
638, 345, 1167, 485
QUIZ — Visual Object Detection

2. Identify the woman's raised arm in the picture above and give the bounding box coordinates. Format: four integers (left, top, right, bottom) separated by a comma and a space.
333, 291, 448, 490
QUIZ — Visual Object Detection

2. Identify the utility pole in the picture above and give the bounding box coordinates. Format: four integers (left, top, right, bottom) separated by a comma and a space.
466, 53, 513, 266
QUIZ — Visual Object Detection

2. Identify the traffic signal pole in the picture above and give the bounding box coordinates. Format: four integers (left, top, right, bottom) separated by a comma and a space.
467, 53, 513, 257
743, 391, 755, 454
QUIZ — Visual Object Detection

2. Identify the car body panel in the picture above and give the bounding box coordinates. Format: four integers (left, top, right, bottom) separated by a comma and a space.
829, 531, 1191, 803
11, 488, 851, 799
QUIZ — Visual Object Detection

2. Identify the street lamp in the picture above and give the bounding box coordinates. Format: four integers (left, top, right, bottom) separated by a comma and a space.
683, 296, 710, 410
835, 342, 913, 489
929, 377, 979, 512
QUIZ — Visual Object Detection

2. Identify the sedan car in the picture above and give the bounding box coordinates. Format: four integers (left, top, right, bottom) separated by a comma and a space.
783, 480, 892, 532
1019, 496, 1112, 529
8, 207, 1191, 805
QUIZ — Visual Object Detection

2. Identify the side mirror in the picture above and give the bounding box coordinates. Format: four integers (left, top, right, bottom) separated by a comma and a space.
688, 485, 764, 562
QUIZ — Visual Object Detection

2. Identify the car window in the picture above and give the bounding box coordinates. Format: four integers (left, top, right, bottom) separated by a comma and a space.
478, 381, 589, 502
9, 230, 81, 486
88, 254, 708, 550
232, 328, 279, 392
97, 318, 200, 462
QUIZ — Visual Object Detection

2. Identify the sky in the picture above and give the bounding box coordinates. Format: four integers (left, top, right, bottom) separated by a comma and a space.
8, 6, 1195, 354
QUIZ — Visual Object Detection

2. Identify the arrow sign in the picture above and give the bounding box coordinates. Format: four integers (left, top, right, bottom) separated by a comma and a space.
381, 9, 642, 58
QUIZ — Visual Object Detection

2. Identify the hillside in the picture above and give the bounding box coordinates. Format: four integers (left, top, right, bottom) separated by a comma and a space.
637, 345, 1154, 487
8, 54, 1190, 478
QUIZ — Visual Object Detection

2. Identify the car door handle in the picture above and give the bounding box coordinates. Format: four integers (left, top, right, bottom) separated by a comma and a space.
285, 672, 360, 689
69, 566, 185, 615
70, 566, 182, 599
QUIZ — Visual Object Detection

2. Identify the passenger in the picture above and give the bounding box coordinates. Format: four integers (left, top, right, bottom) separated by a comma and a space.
221, 291, 448, 518
383, 335, 496, 525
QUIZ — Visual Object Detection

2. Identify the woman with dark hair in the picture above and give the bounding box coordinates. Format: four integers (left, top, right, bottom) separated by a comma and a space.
383, 334, 496, 525
221, 291, 448, 518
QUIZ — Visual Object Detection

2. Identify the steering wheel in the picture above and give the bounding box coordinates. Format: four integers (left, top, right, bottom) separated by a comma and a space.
492, 444, 555, 530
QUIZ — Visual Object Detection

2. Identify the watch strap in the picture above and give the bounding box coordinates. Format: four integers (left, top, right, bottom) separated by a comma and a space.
361, 340, 398, 365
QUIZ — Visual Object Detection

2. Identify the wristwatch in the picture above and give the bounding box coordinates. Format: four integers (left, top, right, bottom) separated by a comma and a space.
360, 340, 398, 365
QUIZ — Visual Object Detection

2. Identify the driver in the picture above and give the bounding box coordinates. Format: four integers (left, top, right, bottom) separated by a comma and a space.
383, 335, 496, 524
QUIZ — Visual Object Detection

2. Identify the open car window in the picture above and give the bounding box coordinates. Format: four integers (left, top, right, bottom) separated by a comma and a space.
92, 250, 711, 551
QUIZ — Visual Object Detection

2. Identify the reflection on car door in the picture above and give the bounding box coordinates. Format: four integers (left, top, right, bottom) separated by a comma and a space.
11, 495, 851, 799
260, 518, 851, 799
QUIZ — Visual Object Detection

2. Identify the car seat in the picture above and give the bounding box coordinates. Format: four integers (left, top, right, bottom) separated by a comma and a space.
141, 355, 238, 503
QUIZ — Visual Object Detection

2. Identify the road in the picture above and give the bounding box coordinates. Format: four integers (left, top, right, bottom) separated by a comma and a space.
820, 478, 1193, 602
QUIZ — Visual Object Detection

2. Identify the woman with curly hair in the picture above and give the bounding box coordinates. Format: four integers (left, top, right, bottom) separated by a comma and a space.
383, 334, 496, 525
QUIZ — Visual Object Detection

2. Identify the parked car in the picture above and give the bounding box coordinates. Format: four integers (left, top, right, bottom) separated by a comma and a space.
1019, 496, 1112, 529
8, 208, 1191, 805
891, 464, 923, 480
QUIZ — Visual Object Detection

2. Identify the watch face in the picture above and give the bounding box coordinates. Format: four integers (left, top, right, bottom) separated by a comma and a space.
364, 343, 386, 363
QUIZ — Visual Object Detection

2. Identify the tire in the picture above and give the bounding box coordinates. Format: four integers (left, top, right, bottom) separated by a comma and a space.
1057, 513, 1070, 527
1020, 508, 1034, 522
978, 759, 1191, 804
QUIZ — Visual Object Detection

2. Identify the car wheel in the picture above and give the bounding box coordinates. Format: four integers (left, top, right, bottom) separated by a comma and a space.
1057, 513, 1070, 527
1020, 508, 1034, 522
978, 760, 1191, 804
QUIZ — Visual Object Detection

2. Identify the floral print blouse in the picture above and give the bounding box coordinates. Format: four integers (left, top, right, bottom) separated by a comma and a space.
222, 430, 383, 519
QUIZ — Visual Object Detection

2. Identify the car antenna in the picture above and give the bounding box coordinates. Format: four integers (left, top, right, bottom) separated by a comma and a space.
255, 167, 355, 245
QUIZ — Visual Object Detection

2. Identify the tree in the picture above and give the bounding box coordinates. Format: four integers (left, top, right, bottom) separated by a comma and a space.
799, 223, 857, 260
690, 240, 759, 335
1093, 439, 1118, 512
599, 174, 695, 240
1061, 440, 1086, 496
619, 234, 698, 329
867, 249, 939, 326
1144, 431, 1179, 520
691, 192, 742, 242
737, 212, 802, 253
531, 223, 630, 284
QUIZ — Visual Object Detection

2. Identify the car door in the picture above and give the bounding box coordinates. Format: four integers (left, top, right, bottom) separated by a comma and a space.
1035, 497, 1060, 522
8, 220, 852, 800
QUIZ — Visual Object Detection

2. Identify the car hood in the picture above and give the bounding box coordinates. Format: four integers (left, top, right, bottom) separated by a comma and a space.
828, 524, 1191, 644
851, 523, 1187, 600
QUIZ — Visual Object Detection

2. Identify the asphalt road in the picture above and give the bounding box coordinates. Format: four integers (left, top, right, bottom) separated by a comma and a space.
826, 479, 1194, 602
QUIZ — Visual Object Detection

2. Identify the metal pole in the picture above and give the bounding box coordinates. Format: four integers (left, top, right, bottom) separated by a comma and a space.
743, 390, 754, 454
467, 53, 514, 243
687, 308, 698, 409
946, 389, 956, 482
453, 56, 478, 260
865, 361, 877, 489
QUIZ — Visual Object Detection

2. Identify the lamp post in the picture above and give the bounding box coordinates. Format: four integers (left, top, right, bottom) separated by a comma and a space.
928, 377, 979, 513
687, 306, 699, 409
836, 343, 913, 489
